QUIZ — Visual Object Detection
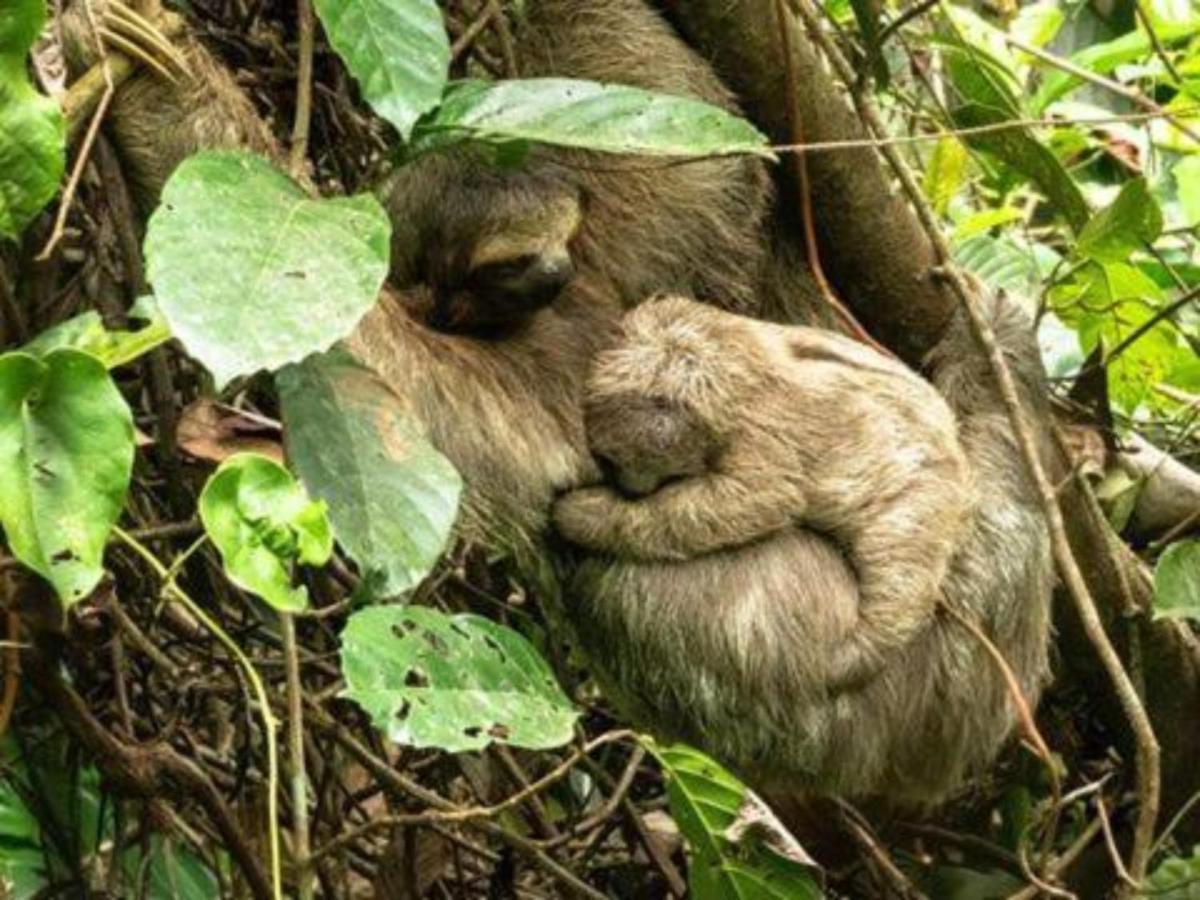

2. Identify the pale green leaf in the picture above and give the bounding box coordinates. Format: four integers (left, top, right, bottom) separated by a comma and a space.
1174, 156, 1200, 226
412, 78, 770, 158
199, 453, 333, 612
0, 349, 134, 604
1154, 540, 1200, 621
340, 605, 577, 752
311, 0, 449, 139
0, 0, 66, 240
278, 349, 461, 599
924, 137, 969, 216
144, 151, 390, 388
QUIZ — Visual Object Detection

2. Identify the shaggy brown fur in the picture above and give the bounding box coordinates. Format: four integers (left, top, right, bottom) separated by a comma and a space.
557, 290, 1053, 803
554, 295, 976, 689
59, 0, 1053, 805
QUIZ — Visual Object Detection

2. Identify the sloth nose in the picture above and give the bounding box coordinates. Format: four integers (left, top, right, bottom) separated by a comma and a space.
525, 253, 574, 302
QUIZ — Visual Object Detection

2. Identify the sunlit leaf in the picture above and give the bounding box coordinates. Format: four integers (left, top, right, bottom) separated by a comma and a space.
411, 78, 770, 158
278, 349, 461, 598
311, 0, 449, 139
144, 151, 390, 388
925, 137, 969, 216
21, 297, 170, 368
1154, 539, 1200, 621
199, 453, 333, 612
0, 0, 65, 239
1174, 156, 1200, 226
0, 349, 134, 604
340, 605, 577, 752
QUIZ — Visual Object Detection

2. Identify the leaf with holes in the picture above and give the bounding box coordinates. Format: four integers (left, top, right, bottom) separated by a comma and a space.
0, 0, 65, 241
199, 453, 333, 612
278, 349, 461, 599
340, 605, 577, 752
144, 151, 390, 388
1154, 539, 1200, 622
312, 0, 449, 140
651, 742, 822, 900
411, 78, 770, 158
0, 349, 134, 605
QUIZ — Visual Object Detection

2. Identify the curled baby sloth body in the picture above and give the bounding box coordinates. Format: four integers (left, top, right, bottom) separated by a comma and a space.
554, 294, 977, 690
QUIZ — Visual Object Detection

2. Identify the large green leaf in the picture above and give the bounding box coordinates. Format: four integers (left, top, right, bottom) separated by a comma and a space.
340, 605, 577, 752
199, 453, 333, 613
312, 0, 449, 140
1154, 539, 1200, 621
21, 297, 171, 368
652, 743, 821, 900
0, 0, 65, 240
278, 349, 461, 599
1076, 178, 1163, 263
1146, 845, 1200, 898
144, 151, 391, 388
411, 78, 770, 158
0, 349, 134, 605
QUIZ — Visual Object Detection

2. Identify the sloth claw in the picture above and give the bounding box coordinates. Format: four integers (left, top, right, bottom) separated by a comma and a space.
102, 2, 191, 81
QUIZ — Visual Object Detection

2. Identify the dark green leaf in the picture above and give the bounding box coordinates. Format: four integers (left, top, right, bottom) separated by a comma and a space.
340, 605, 577, 752
1076, 178, 1163, 263
0, 349, 134, 604
144, 151, 390, 388
278, 349, 461, 598
311, 0, 449, 139
1154, 539, 1200, 621
199, 453, 333, 612
0, 0, 66, 240
412, 78, 770, 158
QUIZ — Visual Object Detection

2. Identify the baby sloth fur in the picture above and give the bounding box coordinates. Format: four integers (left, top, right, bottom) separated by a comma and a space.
555, 295, 976, 689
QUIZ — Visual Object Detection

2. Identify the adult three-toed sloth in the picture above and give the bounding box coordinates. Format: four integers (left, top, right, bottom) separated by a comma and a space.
62, 0, 1052, 804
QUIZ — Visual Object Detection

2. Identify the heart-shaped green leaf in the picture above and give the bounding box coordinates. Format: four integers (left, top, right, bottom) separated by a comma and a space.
144, 151, 390, 388
0, 0, 66, 239
199, 453, 333, 612
312, 0, 450, 140
0, 349, 134, 604
340, 605, 577, 752
412, 78, 770, 158
278, 349, 461, 599
1077, 178, 1163, 264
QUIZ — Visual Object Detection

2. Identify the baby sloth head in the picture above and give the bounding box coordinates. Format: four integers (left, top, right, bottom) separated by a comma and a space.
384, 147, 583, 336
583, 295, 761, 497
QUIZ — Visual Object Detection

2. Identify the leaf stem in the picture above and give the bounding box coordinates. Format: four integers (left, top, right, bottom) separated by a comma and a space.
113, 524, 283, 900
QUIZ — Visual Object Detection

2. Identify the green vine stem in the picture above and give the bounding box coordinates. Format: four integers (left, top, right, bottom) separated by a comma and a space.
113, 525, 283, 900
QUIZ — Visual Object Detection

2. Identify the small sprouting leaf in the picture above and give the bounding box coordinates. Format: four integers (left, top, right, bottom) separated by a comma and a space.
199, 453, 333, 612
144, 151, 390, 388
340, 605, 577, 752
1153, 539, 1200, 621
1076, 178, 1163, 263
650, 742, 822, 900
0, 349, 134, 604
924, 137, 968, 216
21, 297, 171, 368
0, 0, 66, 239
312, 0, 450, 140
278, 349, 461, 599
412, 78, 770, 158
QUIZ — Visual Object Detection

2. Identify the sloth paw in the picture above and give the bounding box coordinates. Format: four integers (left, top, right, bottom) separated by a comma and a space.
63, 0, 190, 83
552, 487, 624, 551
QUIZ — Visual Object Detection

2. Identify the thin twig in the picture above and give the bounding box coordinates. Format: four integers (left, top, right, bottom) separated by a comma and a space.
289, 0, 315, 179
282, 615, 313, 900
789, 0, 1161, 890
1132, 0, 1182, 83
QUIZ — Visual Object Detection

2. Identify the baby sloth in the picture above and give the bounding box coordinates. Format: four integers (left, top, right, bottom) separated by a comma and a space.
555, 295, 976, 688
